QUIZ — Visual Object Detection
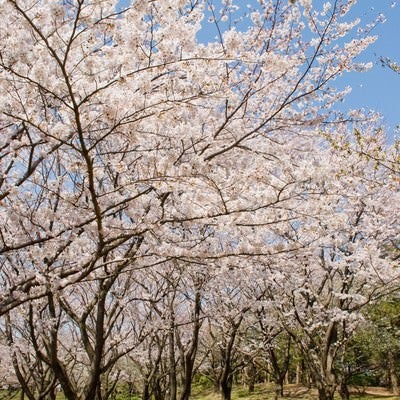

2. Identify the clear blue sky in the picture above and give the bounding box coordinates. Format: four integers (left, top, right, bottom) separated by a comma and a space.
338, 0, 400, 136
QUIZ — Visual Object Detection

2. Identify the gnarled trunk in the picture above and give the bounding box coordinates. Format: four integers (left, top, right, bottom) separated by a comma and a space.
317, 386, 336, 400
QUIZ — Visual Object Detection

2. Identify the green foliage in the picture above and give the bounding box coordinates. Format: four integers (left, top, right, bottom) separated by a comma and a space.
365, 298, 400, 360
115, 393, 141, 400
348, 371, 380, 387
342, 297, 400, 389
111, 383, 141, 400
191, 375, 215, 396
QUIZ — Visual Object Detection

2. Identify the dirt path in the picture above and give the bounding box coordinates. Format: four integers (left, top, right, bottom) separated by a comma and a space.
350, 386, 397, 397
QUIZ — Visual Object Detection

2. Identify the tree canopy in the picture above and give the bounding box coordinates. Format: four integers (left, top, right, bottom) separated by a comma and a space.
0, 1, 399, 400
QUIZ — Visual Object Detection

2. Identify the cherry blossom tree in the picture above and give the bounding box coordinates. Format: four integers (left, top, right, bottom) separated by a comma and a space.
3, 269, 155, 400
381, 56, 400, 75
263, 124, 400, 400
0, 1, 396, 399
253, 303, 292, 399
0, 0, 376, 313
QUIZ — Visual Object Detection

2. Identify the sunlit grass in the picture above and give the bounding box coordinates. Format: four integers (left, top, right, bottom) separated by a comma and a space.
192, 383, 399, 400
1, 383, 398, 400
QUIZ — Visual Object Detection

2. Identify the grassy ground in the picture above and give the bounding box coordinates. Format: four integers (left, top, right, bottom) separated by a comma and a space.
1, 384, 398, 400
192, 383, 399, 400
0, 391, 66, 400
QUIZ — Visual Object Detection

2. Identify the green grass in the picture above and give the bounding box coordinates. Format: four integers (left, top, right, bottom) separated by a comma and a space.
192, 383, 399, 400
1, 384, 398, 400
0, 390, 74, 400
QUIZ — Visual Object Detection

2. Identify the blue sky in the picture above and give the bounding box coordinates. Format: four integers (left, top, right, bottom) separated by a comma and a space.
201, 0, 400, 136
118, 0, 399, 137
338, 0, 400, 136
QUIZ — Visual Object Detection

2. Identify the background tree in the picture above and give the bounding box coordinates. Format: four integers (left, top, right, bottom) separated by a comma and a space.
265, 123, 400, 400
365, 298, 400, 394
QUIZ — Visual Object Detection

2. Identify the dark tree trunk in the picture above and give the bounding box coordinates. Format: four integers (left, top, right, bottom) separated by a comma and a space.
279, 377, 285, 397
339, 380, 350, 400
142, 381, 151, 400
219, 318, 242, 400
220, 375, 233, 400
168, 321, 177, 400
272, 378, 284, 400
317, 322, 337, 400
267, 336, 291, 399
84, 290, 107, 400
388, 350, 399, 395
153, 378, 164, 400
317, 386, 336, 400
179, 290, 202, 400
248, 380, 255, 394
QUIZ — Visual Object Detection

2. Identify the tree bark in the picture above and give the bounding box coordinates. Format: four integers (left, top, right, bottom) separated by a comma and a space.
221, 374, 233, 400
84, 291, 107, 400
247, 361, 256, 393
219, 318, 242, 400
168, 321, 177, 400
142, 380, 151, 400
295, 363, 301, 385
317, 386, 336, 400
388, 350, 399, 395
339, 380, 350, 400
179, 290, 202, 400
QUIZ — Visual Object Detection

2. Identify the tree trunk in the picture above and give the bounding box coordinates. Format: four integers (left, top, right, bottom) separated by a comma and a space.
273, 383, 281, 400
317, 385, 336, 400
179, 348, 196, 400
214, 379, 221, 393
273, 377, 284, 399
317, 322, 337, 400
179, 290, 202, 400
142, 380, 151, 400
296, 363, 301, 385
153, 378, 164, 400
339, 380, 350, 400
388, 350, 399, 395
84, 291, 107, 400
248, 379, 255, 393
247, 361, 256, 393
221, 375, 233, 400
219, 319, 242, 400
168, 326, 177, 400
